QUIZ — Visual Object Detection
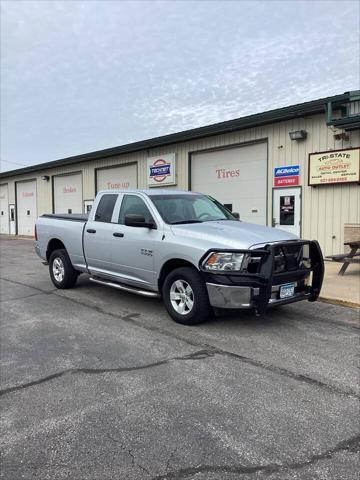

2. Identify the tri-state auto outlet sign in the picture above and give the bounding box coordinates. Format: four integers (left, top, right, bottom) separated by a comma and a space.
147, 153, 176, 187
274, 165, 300, 187
308, 148, 360, 186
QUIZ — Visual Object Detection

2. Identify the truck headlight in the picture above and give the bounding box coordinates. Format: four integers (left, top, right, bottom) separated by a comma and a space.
203, 252, 246, 271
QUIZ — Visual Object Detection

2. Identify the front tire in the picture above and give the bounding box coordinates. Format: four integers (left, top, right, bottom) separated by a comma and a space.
162, 267, 211, 325
49, 249, 78, 289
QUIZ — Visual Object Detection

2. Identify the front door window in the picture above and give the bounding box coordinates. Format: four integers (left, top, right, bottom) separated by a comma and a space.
118, 195, 153, 224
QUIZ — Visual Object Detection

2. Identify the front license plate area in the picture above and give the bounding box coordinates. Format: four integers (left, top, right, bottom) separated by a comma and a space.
279, 283, 295, 299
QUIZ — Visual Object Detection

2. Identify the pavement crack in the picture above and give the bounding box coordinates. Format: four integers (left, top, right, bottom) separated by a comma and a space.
107, 434, 151, 476
1, 276, 359, 400
283, 434, 360, 470
0, 277, 56, 295
212, 349, 360, 400
150, 434, 360, 479
0, 349, 215, 398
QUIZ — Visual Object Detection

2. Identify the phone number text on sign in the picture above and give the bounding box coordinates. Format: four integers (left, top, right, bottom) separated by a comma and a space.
308, 148, 360, 186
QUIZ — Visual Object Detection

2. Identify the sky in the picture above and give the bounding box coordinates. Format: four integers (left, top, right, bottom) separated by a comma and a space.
0, 0, 359, 172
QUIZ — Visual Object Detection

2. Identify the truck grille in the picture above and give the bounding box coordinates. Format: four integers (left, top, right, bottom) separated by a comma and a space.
245, 242, 312, 275
273, 243, 311, 273
245, 255, 263, 274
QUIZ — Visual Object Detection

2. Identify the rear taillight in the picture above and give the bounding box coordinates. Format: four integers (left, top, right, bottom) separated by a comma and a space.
34, 225, 37, 241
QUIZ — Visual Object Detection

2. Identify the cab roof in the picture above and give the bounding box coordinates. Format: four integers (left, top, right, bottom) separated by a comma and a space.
97, 189, 199, 197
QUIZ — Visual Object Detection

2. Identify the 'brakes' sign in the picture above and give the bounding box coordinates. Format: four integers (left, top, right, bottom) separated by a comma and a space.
274, 165, 300, 187
147, 153, 176, 187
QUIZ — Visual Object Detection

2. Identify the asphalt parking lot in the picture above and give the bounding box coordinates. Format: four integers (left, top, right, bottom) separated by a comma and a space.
0, 237, 359, 480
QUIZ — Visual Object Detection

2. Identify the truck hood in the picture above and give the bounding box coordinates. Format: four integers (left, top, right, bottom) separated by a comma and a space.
170, 220, 298, 250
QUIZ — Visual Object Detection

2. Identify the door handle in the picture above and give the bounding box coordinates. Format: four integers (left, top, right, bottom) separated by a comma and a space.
86, 228, 96, 234
113, 232, 124, 238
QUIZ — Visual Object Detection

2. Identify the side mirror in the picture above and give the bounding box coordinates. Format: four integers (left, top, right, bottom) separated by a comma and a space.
125, 214, 156, 229
232, 212, 240, 220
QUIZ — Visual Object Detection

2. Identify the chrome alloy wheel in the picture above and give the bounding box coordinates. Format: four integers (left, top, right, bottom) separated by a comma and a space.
170, 279, 194, 315
52, 257, 65, 283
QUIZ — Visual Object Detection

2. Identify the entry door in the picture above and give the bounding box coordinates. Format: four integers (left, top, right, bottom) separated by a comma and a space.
273, 187, 301, 237
9, 205, 16, 235
84, 200, 94, 214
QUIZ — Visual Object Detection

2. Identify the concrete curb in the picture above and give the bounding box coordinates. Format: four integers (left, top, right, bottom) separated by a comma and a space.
319, 296, 360, 310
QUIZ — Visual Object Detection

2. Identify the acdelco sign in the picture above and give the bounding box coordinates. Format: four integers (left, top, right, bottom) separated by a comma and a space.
274, 165, 300, 187
147, 153, 176, 187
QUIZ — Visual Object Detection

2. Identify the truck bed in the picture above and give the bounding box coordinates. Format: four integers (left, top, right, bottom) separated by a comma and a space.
36, 214, 88, 269
41, 213, 88, 222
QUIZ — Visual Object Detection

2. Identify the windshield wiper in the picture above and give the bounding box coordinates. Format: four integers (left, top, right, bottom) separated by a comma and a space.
170, 220, 203, 225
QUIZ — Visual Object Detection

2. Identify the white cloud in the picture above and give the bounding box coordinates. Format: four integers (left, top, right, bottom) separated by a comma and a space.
0, 0, 359, 170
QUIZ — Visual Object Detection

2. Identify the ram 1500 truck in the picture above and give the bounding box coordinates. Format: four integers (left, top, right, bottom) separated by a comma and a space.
35, 189, 324, 325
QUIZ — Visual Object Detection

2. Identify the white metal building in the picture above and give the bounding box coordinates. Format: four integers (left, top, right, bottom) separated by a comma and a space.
0, 91, 359, 256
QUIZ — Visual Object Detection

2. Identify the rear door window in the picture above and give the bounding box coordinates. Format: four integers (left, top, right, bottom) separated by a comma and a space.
94, 194, 118, 223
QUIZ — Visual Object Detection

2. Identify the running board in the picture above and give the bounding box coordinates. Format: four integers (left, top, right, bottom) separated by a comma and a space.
89, 277, 160, 298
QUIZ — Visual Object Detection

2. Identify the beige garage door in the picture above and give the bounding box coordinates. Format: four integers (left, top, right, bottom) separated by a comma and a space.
16, 180, 37, 236
0, 184, 9, 234
96, 164, 137, 192
54, 173, 83, 214
191, 142, 267, 225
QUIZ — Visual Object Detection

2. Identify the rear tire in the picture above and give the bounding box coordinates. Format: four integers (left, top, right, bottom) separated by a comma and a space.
49, 249, 78, 289
162, 266, 211, 325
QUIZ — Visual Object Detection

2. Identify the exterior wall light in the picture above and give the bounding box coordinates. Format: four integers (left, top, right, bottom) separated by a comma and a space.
289, 130, 307, 140
333, 132, 349, 141
41, 175, 50, 181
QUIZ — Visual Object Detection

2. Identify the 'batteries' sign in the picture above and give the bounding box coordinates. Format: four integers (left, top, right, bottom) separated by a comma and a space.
274, 165, 300, 187
147, 153, 176, 187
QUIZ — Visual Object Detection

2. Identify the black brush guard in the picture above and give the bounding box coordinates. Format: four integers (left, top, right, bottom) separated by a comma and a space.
200, 240, 324, 314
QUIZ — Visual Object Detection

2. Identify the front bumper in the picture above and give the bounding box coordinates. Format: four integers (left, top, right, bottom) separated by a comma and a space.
206, 282, 311, 309
206, 283, 253, 308
202, 240, 324, 313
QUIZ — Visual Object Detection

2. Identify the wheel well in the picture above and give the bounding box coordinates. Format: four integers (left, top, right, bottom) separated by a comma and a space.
46, 239, 66, 262
158, 259, 197, 291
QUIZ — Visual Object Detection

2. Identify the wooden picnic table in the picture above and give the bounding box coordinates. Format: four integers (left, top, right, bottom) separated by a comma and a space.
326, 240, 360, 275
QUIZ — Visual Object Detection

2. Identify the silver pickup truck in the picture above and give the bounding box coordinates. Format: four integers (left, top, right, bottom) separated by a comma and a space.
35, 189, 324, 324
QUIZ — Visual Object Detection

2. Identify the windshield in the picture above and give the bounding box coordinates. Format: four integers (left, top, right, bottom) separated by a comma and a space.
149, 194, 236, 224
